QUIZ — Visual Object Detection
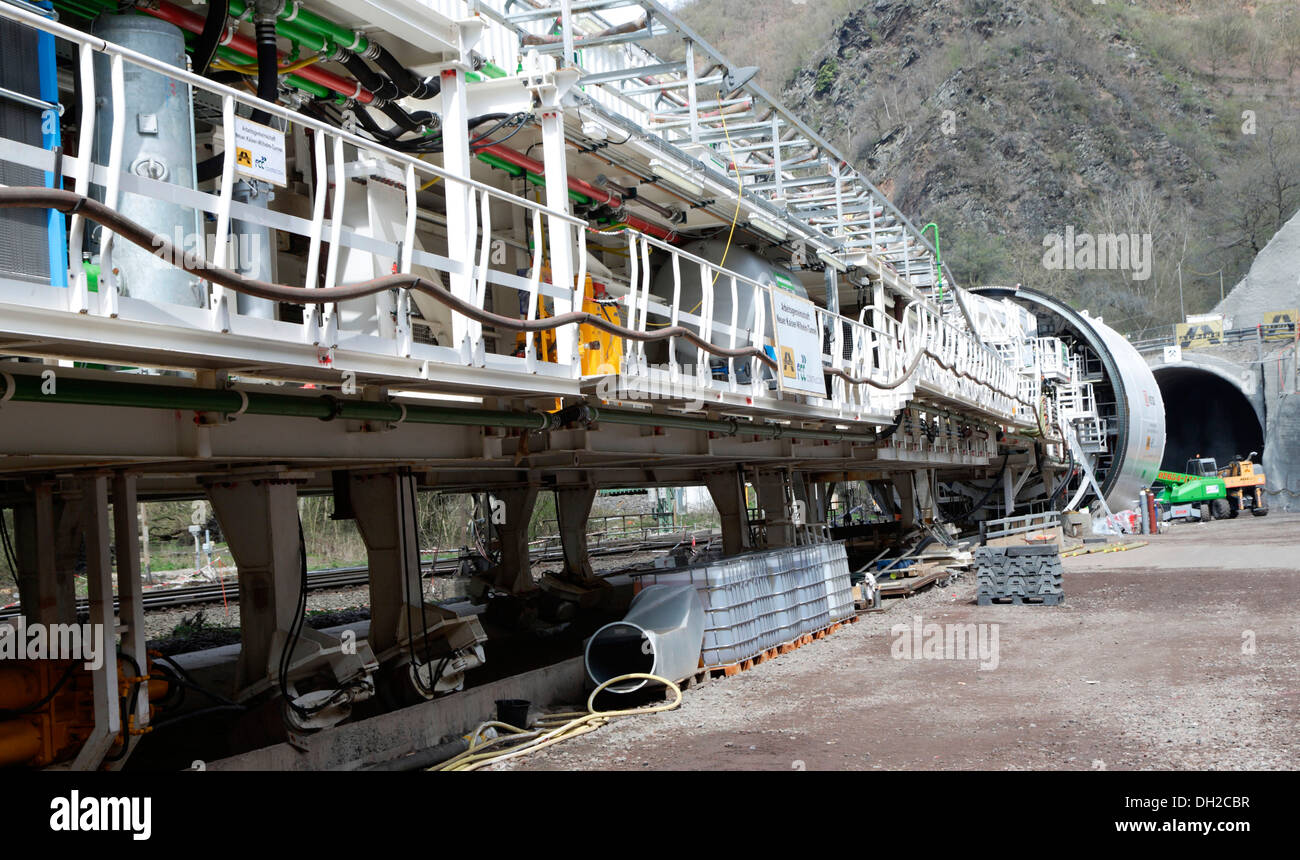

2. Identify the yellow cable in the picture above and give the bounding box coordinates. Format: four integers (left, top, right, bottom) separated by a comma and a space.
212, 55, 321, 76
433, 672, 682, 771
712, 96, 743, 285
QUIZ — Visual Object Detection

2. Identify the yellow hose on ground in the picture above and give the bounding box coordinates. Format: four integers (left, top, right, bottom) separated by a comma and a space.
434, 672, 683, 771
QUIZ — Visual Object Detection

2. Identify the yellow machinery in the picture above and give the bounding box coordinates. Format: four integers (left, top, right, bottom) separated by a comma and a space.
0, 656, 166, 769
515, 271, 623, 377
1219, 455, 1269, 518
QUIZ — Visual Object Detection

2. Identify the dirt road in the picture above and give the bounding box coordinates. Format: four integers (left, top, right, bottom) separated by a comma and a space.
504, 512, 1300, 770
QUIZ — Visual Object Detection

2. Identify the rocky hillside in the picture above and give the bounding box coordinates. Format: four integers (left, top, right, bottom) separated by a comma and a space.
677, 0, 1300, 332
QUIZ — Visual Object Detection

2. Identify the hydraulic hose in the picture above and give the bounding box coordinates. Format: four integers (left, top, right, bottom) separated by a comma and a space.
334, 48, 398, 103
145, 1, 375, 104
191, 0, 230, 76
372, 44, 439, 100
250, 16, 279, 126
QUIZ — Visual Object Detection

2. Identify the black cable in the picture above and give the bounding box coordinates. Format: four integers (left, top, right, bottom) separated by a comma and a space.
401, 469, 437, 697
102, 651, 143, 764
250, 18, 279, 127
192, 0, 230, 77
372, 45, 440, 100
152, 654, 239, 707
336, 49, 399, 103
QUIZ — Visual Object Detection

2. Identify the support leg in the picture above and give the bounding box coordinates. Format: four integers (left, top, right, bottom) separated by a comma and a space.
112, 474, 149, 742
704, 470, 751, 557
70, 475, 120, 771
756, 470, 794, 548
206, 477, 304, 691
486, 485, 539, 595
555, 485, 598, 585
348, 471, 425, 655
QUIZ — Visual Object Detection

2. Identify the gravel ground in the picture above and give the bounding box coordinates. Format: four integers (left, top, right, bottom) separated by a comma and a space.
497, 512, 1300, 771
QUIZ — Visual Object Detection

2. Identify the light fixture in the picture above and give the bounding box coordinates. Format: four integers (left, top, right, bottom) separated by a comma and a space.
817, 249, 848, 273
649, 159, 704, 197
749, 216, 788, 241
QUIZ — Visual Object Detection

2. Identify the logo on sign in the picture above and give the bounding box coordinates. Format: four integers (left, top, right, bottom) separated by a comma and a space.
781, 346, 797, 378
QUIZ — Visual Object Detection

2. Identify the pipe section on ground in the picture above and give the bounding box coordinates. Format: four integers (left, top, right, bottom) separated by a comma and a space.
585, 585, 704, 693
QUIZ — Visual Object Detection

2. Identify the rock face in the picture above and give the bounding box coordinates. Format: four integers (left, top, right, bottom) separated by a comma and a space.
1214, 209, 1300, 329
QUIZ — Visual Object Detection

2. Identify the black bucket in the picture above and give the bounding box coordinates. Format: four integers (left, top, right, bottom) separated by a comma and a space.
495, 698, 531, 729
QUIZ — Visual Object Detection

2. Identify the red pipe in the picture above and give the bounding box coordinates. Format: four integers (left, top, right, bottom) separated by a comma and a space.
479, 142, 619, 207
144, 1, 375, 104
477, 143, 675, 241
144, 4, 674, 241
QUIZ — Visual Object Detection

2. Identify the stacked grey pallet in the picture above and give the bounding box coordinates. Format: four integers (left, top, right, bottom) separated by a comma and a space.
975, 545, 1064, 606
636, 542, 854, 667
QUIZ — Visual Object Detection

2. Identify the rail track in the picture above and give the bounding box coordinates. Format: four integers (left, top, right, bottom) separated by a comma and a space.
0, 532, 715, 620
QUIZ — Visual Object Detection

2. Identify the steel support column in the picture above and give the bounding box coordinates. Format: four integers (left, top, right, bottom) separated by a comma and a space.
703, 470, 751, 556
348, 471, 425, 655
756, 469, 794, 548
487, 485, 539, 594
205, 476, 305, 691
70, 475, 120, 771
555, 485, 598, 584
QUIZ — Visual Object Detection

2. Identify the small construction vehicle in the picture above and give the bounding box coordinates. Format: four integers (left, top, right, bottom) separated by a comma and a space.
1154, 456, 1230, 521
1219, 452, 1269, 518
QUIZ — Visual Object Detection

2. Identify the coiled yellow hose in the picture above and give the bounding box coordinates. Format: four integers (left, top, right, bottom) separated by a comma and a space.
434, 673, 682, 772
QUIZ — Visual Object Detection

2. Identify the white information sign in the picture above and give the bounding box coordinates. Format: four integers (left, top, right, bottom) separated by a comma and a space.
770, 290, 827, 397
232, 116, 287, 187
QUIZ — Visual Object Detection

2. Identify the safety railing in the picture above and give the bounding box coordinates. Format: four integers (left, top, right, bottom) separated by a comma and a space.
0, 3, 1029, 430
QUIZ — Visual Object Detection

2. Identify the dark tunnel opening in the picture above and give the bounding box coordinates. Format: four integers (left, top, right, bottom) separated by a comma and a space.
1154, 367, 1264, 472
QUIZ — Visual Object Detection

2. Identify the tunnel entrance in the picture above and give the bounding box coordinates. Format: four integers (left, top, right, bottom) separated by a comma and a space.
1153, 366, 1263, 472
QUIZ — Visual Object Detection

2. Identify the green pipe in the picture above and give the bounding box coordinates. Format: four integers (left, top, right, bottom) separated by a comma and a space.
475, 151, 524, 177
0, 375, 551, 429
228, 0, 360, 54
920, 221, 943, 300
0, 375, 888, 443
475, 152, 590, 205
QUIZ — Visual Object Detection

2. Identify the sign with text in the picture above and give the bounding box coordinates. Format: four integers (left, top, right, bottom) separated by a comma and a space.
1176, 320, 1222, 349
232, 116, 287, 187
1261, 308, 1298, 342
770, 290, 827, 397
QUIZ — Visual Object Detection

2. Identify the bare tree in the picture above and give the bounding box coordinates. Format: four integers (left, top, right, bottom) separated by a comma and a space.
1277, 6, 1300, 79
1198, 2, 1250, 84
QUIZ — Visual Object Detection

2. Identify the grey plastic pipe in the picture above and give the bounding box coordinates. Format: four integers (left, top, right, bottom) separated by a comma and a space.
584, 584, 704, 694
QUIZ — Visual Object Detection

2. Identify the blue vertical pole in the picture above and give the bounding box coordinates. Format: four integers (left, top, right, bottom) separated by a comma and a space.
38, 0, 67, 287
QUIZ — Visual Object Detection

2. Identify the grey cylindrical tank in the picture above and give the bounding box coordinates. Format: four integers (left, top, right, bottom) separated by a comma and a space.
91, 15, 204, 307
231, 179, 276, 319
649, 241, 807, 371
585, 584, 704, 693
